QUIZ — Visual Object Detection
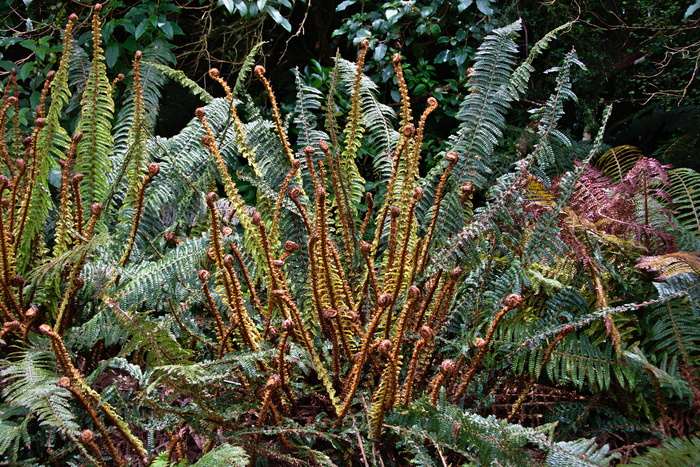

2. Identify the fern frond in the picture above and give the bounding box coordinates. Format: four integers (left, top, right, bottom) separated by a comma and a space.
144, 61, 213, 103
668, 167, 700, 240
449, 20, 522, 189
546, 438, 619, 466
595, 145, 645, 182
627, 436, 700, 466
191, 443, 250, 466
0, 348, 82, 444
74, 5, 114, 207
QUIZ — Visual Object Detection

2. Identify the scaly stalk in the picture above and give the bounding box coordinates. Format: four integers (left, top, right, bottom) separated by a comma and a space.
118, 162, 159, 266
451, 294, 523, 403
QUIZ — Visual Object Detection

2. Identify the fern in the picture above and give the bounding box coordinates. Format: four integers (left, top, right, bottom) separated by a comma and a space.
0, 347, 90, 460
191, 443, 249, 466
546, 438, 619, 466
627, 436, 700, 466
74, 5, 114, 207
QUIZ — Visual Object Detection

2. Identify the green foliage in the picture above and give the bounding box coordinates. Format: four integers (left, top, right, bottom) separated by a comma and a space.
217, 0, 295, 32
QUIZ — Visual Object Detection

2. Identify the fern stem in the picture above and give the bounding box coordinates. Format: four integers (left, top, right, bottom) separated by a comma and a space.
337, 292, 393, 423
452, 294, 523, 404
416, 152, 458, 273
8, 157, 27, 233
369, 285, 422, 439
71, 174, 85, 235
13, 118, 44, 263
277, 320, 298, 410
64, 382, 124, 467
55, 202, 103, 334
119, 162, 159, 266
384, 188, 423, 338
0, 179, 21, 320
54, 132, 83, 256
428, 359, 456, 406
77, 429, 108, 467
198, 270, 228, 357
271, 158, 301, 249
230, 242, 268, 325
204, 192, 245, 344
401, 326, 434, 405
0, 96, 17, 169
320, 139, 357, 266
222, 253, 262, 352
372, 124, 413, 255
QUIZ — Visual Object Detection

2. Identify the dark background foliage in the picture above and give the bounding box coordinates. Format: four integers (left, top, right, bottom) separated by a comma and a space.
2, 0, 698, 167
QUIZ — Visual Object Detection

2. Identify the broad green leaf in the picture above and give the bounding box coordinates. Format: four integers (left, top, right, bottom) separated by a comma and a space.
267, 7, 291, 31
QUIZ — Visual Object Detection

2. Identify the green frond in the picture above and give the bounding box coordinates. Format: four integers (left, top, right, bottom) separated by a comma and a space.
448, 20, 522, 189
650, 272, 700, 315
546, 438, 619, 466
642, 299, 700, 367
117, 234, 209, 311
0, 406, 32, 462
232, 42, 265, 99
387, 396, 548, 466
144, 61, 213, 103
627, 436, 700, 466
191, 443, 250, 466
507, 22, 573, 99
668, 167, 700, 240
528, 49, 585, 170
0, 348, 81, 441
595, 145, 645, 182
74, 10, 114, 207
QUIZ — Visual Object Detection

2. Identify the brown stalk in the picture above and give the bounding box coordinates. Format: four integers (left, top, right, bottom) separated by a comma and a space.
288, 186, 313, 235
336, 292, 393, 423
277, 319, 298, 410
319, 139, 357, 265
429, 359, 456, 406
0, 183, 20, 320
230, 242, 267, 323
451, 294, 523, 403
222, 253, 261, 352
371, 124, 413, 255
384, 187, 423, 338
62, 379, 123, 467
9, 158, 28, 232
401, 325, 435, 405
255, 66, 295, 165
271, 158, 301, 246
302, 145, 319, 189
392, 53, 413, 128
416, 152, 458, 273
77, 429, 108, 467
369, 285, 422, 439
13, 118, 46, 260
426, 267, 464, 331
0, 96, 18, 169
55, 202, 103, 335
198, 270, 228, 357
55, 132, 84, 255
119, 162, 160, 266
71, 174, 85, 235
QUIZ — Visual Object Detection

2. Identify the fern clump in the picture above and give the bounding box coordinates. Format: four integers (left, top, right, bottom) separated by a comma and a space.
0, 6, 698, 466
